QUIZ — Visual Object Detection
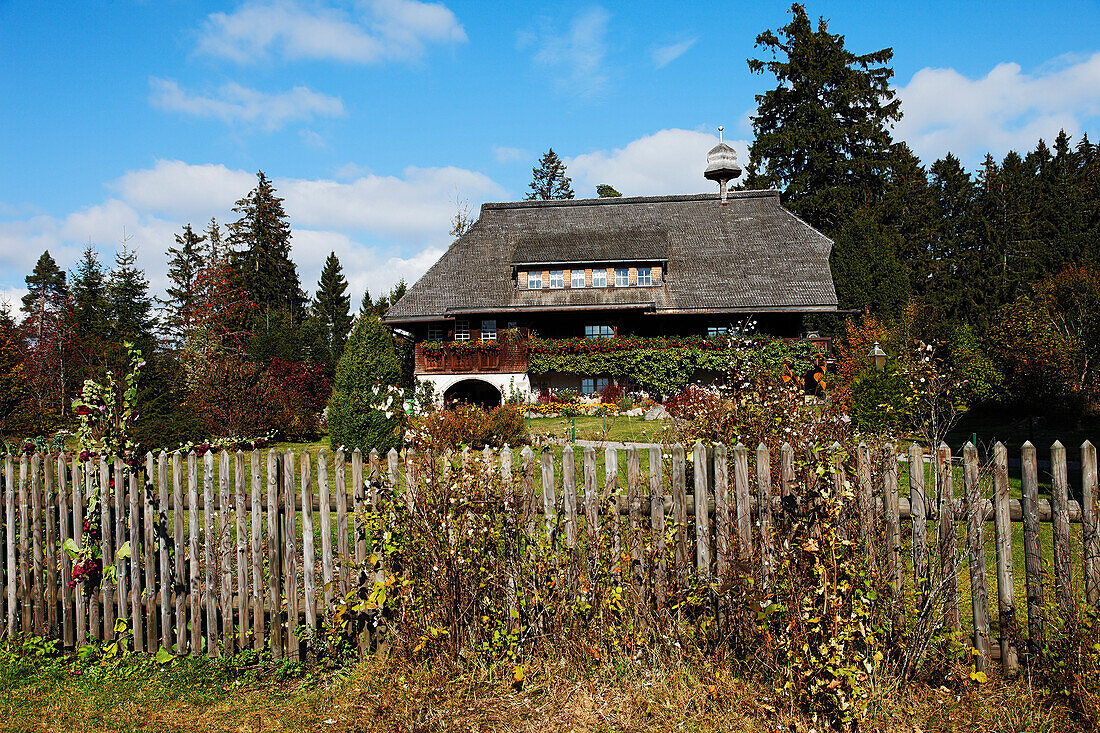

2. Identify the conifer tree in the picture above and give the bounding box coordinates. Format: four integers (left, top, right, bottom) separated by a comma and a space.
526, 149, 575, 200
108, 244, 157, 354
70, 246, 111, 348
22, 251, 67, 332
744, 3, 900, 232
162, 223, 207, 346
229, 172, 303, 325
596, 184, 622, 198
312, 252, 353, 371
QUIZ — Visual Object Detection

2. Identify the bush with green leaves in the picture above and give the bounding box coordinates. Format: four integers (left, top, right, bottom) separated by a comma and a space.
326, 315, 403, 455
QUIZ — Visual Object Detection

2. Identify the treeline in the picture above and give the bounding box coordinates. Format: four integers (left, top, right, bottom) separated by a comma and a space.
744, 4, 1100, 416
1, 171, 409, 447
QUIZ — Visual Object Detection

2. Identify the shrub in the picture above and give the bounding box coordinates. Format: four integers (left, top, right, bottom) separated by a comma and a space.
327, 315, 403, 455
409, 403, 528, 450
268, 358, 331, 441
598, 382, 623, 404
191, 355, 278, 439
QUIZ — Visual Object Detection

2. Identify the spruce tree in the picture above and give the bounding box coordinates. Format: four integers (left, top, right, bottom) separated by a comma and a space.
526, 149, 575, 200
745, 3, 900, 232
162, 223, 207, 346
70, 246, 111, 347
312, 252, 353, 371
596, 184, 622, 198
20, 251, 70, 416
229, 172, 303, 325
108, 245, 157, 354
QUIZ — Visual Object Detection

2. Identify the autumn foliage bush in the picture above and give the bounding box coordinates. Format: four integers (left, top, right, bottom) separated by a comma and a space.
409, 403, 528, 451
268, 358, 331, 441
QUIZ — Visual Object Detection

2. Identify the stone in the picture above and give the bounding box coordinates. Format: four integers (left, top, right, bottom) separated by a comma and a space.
643, 405, 669, 421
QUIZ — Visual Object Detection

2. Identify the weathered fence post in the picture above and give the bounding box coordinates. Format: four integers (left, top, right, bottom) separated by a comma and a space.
963, 442, 990, 672
540, 447, 556, 545
87, 461, 100, 640
57, 455, 72, 648
1051, 441, 1074, 618
1021, 441, 1044, 657
605, 447, 621, 586
909, 443, 929, 608
250, 450, 264, 649
755, 443, 772, 586
44, 455, 56, 638
627, 446, 644, 594
99, 458, 112, 642
319, 449, 334, 614
937, 443, 960, 636
779, 442, 794, 499
31, 454, 44, 636
218, 451, 232, 654
991, 442, 1019, 676
693, 441, 711, 575
334, 448, 348, 597
856, 443, 876, 573
283, 450, 299, 661
159, 451, 171, 651
1084, 440, 1100, 608
235, 451, 248, 650
173, 451, 186, 653
713, 443, 731, 584
733, 444, 752, 561
649, 445, 665, 613
882, 444, 903, 631
70, 458, 84, 646
562, 447, 578, 553
301, 451, 317, 632
583, 447, 599, 576
266, 449, 283, 660
671, 444, 687, 586
203, 451, 217, 657
189, 451, 201, 657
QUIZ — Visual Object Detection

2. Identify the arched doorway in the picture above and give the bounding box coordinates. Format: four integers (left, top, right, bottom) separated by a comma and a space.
443, 379, 502, 408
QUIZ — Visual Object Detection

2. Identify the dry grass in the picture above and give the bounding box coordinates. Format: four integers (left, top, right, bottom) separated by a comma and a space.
0, 651, 1089, 733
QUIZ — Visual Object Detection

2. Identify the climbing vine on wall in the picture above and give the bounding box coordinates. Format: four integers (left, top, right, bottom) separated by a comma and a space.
525, 335, 821, 397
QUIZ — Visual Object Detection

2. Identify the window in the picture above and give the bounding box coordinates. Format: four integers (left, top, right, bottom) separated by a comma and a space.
549, 270, 564, 289
585, 324, 614, 339
481, 319, 497, 341
571, 270, 586, 288
581, 377, 610, 395
527, 271, 542, 289
507, 321, 517, 329
706, 326, 730, 337
637, 267, 652, 286
455, 319, 470, 341
426, 326, 443, 341
614, 268, 629, 287
592, 269, 607, 287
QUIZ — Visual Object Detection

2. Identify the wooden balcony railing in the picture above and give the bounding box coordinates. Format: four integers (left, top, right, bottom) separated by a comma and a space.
415, 332, 529, 374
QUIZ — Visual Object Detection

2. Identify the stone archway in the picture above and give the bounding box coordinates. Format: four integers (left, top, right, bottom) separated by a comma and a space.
443, 378, 503, 408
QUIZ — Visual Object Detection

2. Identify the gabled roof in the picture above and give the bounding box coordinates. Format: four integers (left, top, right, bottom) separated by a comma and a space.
384, 189, 837, 323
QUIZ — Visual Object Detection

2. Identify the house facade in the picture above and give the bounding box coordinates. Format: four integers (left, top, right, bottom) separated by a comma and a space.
384, 148, 838, 405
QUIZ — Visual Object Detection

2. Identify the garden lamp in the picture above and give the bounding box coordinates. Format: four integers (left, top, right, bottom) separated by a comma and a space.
868, 342, 887, 372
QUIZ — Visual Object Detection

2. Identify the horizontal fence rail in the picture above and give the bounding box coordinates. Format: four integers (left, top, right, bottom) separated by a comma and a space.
0, 439, 1095, 678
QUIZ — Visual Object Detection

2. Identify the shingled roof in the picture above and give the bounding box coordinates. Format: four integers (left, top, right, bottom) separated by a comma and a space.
384, 189, 837, 322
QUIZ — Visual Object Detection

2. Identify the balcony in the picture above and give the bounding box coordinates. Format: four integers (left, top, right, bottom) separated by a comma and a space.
415, 330, 529, 374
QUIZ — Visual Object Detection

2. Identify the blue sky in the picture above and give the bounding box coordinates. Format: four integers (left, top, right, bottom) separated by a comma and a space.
3, 0, 1100, 310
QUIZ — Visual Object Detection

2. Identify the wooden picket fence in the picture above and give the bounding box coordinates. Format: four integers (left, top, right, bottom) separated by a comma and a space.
0, 439, 1097, 676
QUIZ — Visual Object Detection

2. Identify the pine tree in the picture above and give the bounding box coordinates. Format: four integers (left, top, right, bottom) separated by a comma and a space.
229, 172, 303, 324
596, 184, 622, 198
744, 3, 900, 232
20, 251, 71, 418
108, 244, 157, 353
162, 223, 207, 346
312, 252, 353, 372
526, 149, 575, 200
21, 251, 67, 334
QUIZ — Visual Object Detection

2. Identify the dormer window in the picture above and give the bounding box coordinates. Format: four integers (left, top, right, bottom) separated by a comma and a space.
527, 271, 543, 289
592, 269, 607, 287
571, 270, 586, 288
638, 267, 652, 286
614, 268, 629, 287
549, 270, 564, 288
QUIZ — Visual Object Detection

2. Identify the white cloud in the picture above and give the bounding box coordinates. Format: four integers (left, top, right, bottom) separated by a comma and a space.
566, 128, 748, 197
198, 0, 466, 65
150, 78, 345, 131
492, 146, 528, 163
894, 51, 1100, 164
299, 129, 327, 147
528, 7, 610, 98
1, 159, 508, 309
651, 38, 696, 69
0, 287, 28, 321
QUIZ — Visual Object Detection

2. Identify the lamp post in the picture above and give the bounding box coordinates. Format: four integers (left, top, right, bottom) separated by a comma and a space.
868, 342, 887, 372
